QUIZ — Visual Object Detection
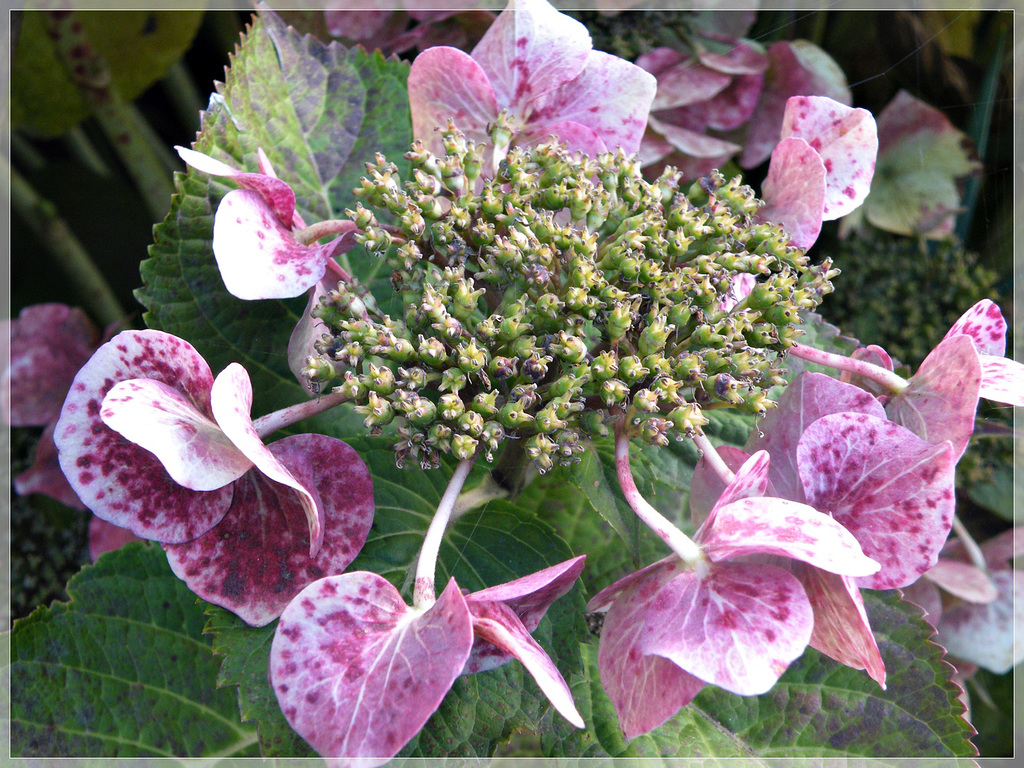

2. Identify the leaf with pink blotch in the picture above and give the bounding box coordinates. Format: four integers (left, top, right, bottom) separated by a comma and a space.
885, 334, 981, 461
758, 136, 826, 249
212, 188, 354, 301
270, 575, 473, 768
794, 563, 886, 687
54, 330, 235, 544
746, 371, 887, 502
210, 363, 325, 556
165, 433, 374, 627
594, 558, 706, 739
797, 412, 956, 591
780, 95, 878, 221
641, 559, 815, 696
3, 303, 100, 427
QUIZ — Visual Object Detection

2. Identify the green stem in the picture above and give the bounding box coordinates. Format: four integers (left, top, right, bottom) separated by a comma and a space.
10, 164, 127, 327
43, 9, 175, 222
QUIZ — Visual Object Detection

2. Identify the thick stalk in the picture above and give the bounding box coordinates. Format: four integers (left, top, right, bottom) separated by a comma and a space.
789, 342, 910, 394
252, 391, 349, 439
614, 420, 702, 565
414, 453, 479, 609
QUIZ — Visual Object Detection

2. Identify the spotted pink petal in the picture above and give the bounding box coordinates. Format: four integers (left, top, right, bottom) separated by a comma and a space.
99, 378, 252, 492
944, 299, 1007, 357
526, 50, 656, 155
464, 555, 585, 674
885, 334, 982, 461
978, 355, 1024, 407
210, 363, 325, 557
923, 559, 998, 604
746, 371, 887, 502
470, 0, 591, 113
467, 600, 583, 727
699, 497, 880, 578
688, 445, 752, 530
797, 412, 956, 591
642, 560, 814, 696
13, 421, 86, 509
639, 50, 731, 112
212, 189, 349, 300
780, 95, 878, 221
165, 434, 374, 627
647, 115, 741, 160
270, 575, 473, 767
758, 136, 826, 249
88, 516, 142, 561
596, 559, 705, 738
54, 330, 235, 543
408, 46, 499, 154
521, 120, 606, 156
794, 563, 886, 687
937, 569, 1024, 674
586, 554, 675, 613
3, 303, 100, 427
176, 146, 298, 229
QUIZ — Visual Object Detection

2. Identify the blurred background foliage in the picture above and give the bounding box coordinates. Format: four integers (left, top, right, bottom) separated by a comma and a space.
6, 6, 1017, 757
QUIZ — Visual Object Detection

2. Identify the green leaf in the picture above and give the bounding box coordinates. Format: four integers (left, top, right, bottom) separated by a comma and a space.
9, 543, 258, 758
207, 442, 587, 758
12, 11, 204, 137
574, 589, 978, 759
136, 9, 411, 417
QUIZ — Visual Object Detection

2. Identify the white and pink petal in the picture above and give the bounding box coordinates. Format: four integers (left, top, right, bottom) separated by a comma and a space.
758, 136, 826, 249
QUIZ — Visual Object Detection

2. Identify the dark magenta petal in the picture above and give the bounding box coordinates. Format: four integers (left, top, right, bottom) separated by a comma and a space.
467, 600, 583, 727
746, 371, 886, 502
886, 334, 981, 461
54, 330, 234, 543
13, 421, 86, 509
642, 561, 814, 696
3, 303, 100, 427
596, 560, 705, 739
270, 576, 473, 766
164, 434, 374, 627
797, 412, 956, 590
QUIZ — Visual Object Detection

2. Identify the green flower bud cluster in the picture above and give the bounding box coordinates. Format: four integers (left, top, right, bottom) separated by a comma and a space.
308, 122, 834, 470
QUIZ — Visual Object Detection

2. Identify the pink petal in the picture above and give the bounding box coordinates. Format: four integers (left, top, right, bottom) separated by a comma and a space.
924, 559, 998, 604
886, 334, 982, 461
88, 516, 142, 561
54, 330, 234, 543
839, 344, 896, 398
13, 421, 86, 509
937, 570, 1024, 674
212, 189, 341, 300
471, 0, 591, 112
587, 555, 676, 613
780, 95, 878, 220
468, 600, 583, 726
596, 560, 705, 738
527, 50, 656, 155
4, 303, 100, 427
408, 46, 498, 154
902, 577, 943, 625
758, 136, 826, 249
689, 445, 752, 530
647, 115, 741, 160
288, 280, 332, 397
979, 355, 1024, 407
741, 40, 852, 169
643, 561, 814, 696
645, 52, 731, 112
746, 371, 887, 502
521, 120, 605, 156
980, 526, 1024, 567
165, 434, 374, 626
797, 412, 956, 591
176, 146, 298, 229
700, 497, 880, 578
100, 378, 252, 492
270, 576, 473, 766
210, 363, 325, 557
943, 299, 1007, 357
635, 47, 687, 78
794, 564, 886, 687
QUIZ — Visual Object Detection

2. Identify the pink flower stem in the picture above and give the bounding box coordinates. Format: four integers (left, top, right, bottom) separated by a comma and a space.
294, 219, 358, 247
691, 431, 735, 486
789, 342, 910, 393
614, 419, 702, 566
414, 452, 479, 609
951, 515, 988, 571
252, 391, 350, 439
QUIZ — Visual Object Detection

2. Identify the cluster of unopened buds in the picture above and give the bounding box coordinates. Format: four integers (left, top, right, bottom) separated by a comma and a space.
307, 121, 836, 473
